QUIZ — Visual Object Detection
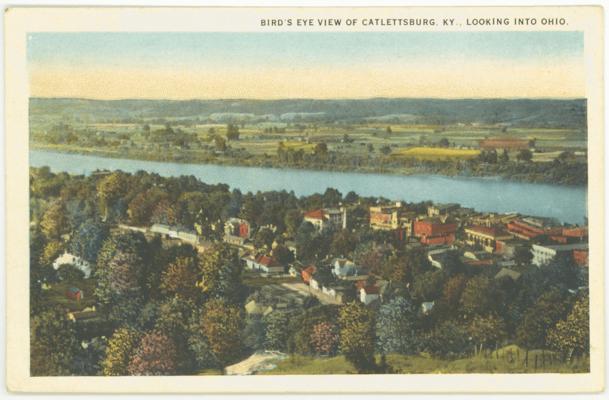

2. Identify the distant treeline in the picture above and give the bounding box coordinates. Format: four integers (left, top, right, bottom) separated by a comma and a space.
30, 97, 587, 128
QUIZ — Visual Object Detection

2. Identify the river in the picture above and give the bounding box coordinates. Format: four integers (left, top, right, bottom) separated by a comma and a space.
30, 149, 587, 224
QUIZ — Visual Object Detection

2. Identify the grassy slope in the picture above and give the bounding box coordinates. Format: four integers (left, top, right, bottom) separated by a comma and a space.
261, 347, 589, 375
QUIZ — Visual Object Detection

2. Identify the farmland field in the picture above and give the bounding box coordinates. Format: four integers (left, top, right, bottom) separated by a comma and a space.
391, 147, 481, 160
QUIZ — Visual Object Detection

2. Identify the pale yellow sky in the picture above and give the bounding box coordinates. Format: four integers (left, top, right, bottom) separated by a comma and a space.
29, 58, 585, 99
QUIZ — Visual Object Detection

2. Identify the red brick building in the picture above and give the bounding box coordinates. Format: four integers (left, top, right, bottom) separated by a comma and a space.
413, 219, 457, 246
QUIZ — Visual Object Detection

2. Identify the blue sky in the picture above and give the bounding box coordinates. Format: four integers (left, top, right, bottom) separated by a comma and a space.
29, 31, 583, 68
28, 32, 585, 99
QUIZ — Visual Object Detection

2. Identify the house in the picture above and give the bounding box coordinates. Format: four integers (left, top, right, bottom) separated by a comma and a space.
464, 225, 512, 253
413, 218, 457, 246
52, 252, 92, 278
359, 285, 380, 305
151, 224, 199, 245
331, 258, 359, 278
427, 203, 459, 217
224, 218, 251, 245
310, 268, 335, 292
531, 243, 589, 267
304, 208, 346, 232
67, 306, 97, 322
369, 202, 402, 230
506, 219, 546, 240
244, 254, 285, 274
421, 301, 435, 315
65, 287, 83, 301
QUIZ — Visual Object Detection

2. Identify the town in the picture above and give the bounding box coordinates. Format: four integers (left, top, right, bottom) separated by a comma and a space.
30, 167, 589, 376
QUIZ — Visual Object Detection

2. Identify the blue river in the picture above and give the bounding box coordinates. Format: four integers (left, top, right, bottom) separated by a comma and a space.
30, 149, 587, 224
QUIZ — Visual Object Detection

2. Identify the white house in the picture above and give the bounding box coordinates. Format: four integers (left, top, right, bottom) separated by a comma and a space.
332, 258, 359, 278
359, 285, 380, 305
531, 243, 588, 266
52, 252, 92, 278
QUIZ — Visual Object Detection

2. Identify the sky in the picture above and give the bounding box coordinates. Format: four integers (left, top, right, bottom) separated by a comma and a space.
28, 32, 585, 100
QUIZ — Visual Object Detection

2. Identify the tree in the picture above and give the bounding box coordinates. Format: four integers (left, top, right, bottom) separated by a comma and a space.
272, 244, 294, 266
499, 149, 509, 163
310, 321, 339, 356
547, 294, 589, 359
214, 135, 227, 151
226, 124, 240, 141
69, 219, 109, 265
102, 327, 141, 376
40, 202, 68, 239
30, 309, 81, 376
339, 302, 376, 373
283, 209, 303, 237
322, 188, 342, 207
330, 230, 358, 257
199, 299, 244, 366
314, 142, 328, 155
253, 227, 275, 250
424, 320, 471, 359
376, 297, 418, 355
411, 270, 445, 302
460, 275, 498, 316
295, 221, 318, 262
264, 311, 290, 352
127, 330, 179, 375
516, 288, 572, 350
197, 243, 243, 301
517, 149, 533, 162
468, 315, 506, 354
56, 264, 85, 282
160, 256, 199, 301
438, 138, 450, 148
243, 314, 267, 352
97, 171, 130, 220
380, 145, 392, 156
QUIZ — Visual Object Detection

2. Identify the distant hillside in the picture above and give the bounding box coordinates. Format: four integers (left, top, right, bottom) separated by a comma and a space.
29, 97, 587, 129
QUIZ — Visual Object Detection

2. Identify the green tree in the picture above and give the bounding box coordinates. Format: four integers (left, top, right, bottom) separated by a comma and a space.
411, 270, 445, 302
264, 311, 291, 352
253, 227, 275, 251
226, 124, 240, 141
468, 314, 506, 355
460, 275, 498, 316
30, 309, 81, 376
517, 149, 533, 162
376, 297, 418, 355
516, 288, 571, 350
339, 302, 376, 373
102, 327, 141, 376
97, 171, 130, 220
197, 243, 243, 301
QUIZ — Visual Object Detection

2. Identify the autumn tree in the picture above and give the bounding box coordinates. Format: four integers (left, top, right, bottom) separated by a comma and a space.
160, 256, 199, 301
102, 327, 141, 376
547, 294, 589, 360
40, 201, 68, 239
310, 321, 340, 356
127, 330, 179, 375
199, 299, 244, 366
339, 302, 376, 373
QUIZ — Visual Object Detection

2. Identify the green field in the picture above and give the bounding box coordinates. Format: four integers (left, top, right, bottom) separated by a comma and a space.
261, 347, 589, 375
392, 146, 481, 160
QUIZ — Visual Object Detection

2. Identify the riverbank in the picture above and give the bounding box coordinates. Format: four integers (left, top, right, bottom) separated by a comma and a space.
30, 143, 587, 187
29, 148, 588, 224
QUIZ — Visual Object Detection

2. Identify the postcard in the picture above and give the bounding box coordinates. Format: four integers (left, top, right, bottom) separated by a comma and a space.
4, 5, 604, 393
